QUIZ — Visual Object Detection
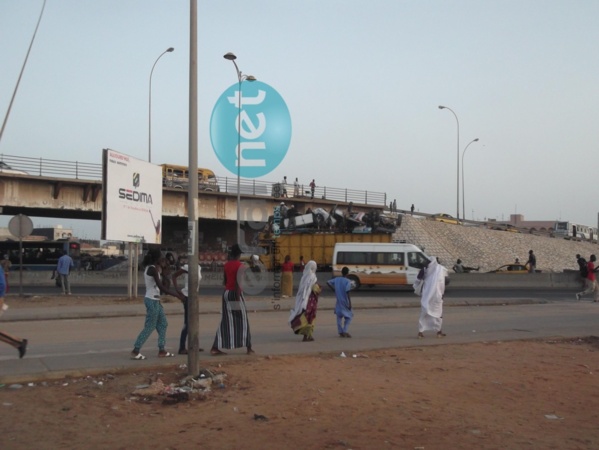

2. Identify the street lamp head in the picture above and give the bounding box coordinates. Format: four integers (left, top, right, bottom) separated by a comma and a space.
245, 75, 257, 82
474, 138, 479, 142
438, 105, 446, 110
223, 52, 237, 61
166, 47, 174, 53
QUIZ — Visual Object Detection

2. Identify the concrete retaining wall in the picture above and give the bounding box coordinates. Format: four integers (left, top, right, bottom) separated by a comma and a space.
10, 269, 584, 290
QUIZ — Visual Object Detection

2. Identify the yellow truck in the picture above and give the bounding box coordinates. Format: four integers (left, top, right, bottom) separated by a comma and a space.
257, 232, 393, 271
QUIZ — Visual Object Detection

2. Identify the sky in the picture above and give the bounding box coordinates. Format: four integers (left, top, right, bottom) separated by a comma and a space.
1, 0, 598, 239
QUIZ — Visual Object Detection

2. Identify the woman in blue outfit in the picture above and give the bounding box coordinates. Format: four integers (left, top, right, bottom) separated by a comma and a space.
131, 248, 185, 360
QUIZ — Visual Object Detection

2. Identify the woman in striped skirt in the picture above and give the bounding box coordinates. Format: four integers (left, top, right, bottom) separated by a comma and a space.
210, 244, 254, 356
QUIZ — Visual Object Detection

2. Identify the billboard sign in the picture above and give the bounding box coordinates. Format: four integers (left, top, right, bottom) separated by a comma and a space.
101, 149, 163, 243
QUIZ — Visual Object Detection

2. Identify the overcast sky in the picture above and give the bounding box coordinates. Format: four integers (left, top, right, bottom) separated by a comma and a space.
1, 1, 598, 239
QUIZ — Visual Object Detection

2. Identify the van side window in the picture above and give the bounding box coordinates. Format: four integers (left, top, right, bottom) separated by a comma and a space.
337, 251, 368, 265
388, 252, 405, 265
408, 252, 428, 269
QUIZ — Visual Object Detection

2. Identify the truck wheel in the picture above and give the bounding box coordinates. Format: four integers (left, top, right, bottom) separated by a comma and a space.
348, 275, 361, 290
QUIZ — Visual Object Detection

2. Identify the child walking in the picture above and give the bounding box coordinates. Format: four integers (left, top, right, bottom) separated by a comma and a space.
327, 267, 354, 337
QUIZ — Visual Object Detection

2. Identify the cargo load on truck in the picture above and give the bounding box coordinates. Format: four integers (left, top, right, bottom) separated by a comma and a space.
272, 203, 400, 234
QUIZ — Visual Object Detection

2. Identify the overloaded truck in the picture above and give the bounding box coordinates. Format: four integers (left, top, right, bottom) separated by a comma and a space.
257, 232, 393, 271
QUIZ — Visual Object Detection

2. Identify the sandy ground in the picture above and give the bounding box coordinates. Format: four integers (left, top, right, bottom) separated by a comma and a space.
1, 297, 599, 449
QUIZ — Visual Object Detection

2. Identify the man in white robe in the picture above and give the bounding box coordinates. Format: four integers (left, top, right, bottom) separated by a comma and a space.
416, 257, 447, 338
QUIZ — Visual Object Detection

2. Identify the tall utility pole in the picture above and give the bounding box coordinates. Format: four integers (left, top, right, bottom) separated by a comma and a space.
186, 0, 200, 375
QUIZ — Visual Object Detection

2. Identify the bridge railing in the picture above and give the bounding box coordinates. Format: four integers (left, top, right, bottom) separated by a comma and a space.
0, 154, 102, 180
0, 153, 387, 206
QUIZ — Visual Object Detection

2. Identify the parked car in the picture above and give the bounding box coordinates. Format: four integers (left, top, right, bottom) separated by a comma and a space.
487, 264, 529, 274
0, 161, 27, 175
431, 213, 461, 225
490, 224, 520, 233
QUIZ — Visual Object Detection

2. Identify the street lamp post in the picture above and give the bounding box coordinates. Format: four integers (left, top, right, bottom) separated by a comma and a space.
0, 0, 47, 145
438, 105, 460, 221
223, 52, 256, 244
461, 138, 479, 221
148, 47, 174, 163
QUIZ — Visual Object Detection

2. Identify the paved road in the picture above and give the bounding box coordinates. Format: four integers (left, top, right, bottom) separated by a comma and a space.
1, 292, 597, 384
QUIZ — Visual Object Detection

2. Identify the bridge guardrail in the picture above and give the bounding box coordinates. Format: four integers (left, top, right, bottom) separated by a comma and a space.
0, 153, 387, 206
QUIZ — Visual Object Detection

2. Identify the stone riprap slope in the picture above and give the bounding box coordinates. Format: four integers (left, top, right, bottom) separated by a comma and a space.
394, 215, 598, 273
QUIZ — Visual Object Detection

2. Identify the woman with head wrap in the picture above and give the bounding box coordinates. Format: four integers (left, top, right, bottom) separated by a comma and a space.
288, 260, 320, 342
210, 243, 254, 355
416, 256, 448, 339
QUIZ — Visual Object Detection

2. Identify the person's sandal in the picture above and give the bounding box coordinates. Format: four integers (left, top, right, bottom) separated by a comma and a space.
158, 351, 175, 357
18, 339, 28, 359
436, 331, 446, 338
210, 349, 227, 356
418, 332, 424, 339
131, 352, 146, 360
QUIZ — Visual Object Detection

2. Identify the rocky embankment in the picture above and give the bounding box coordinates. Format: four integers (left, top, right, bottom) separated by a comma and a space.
394, 215, 596, 273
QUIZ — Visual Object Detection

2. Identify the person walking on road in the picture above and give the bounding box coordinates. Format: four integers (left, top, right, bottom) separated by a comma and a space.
1, 254, 11, 293
289, 260, 321, 342
526, 250, 536, 273
172, 256, 203, 355
576, 254, 599, 302
327, 266, 354, 338
281, 255, 294, 298
56, 251, 74, 295
131, 249, 185, 360
0, 265, 27, 359
210, 244, 254, 356
416, 256, 448, 339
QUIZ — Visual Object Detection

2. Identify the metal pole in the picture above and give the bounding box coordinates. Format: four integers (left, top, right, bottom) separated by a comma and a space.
461, 138, 479, 221
438, 106, 460, 220
237, 78, 242, 243
187, 0, 200, 376
148, 47, 174, 162
0, 0, 46, 145
224, 53, 255, 245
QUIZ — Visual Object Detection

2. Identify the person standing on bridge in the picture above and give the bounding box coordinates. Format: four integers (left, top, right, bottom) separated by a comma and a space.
417, 256, 447, 339
210, 244, 254, 356
0, 265, 28, 358
131, 248, 185, 360
310, 179, 316, 199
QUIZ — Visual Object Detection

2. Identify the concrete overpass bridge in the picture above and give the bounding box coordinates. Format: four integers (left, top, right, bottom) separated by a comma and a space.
0, 154, 388, 249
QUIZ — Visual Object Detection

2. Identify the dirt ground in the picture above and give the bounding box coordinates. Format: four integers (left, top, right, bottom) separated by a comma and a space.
2, 296, 599, 449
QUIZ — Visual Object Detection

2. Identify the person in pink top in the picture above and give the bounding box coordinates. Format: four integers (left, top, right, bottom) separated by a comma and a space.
576, 254, 599, 302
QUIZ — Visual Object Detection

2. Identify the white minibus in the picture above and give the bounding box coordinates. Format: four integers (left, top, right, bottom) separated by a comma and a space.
332, 242, 431, 288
